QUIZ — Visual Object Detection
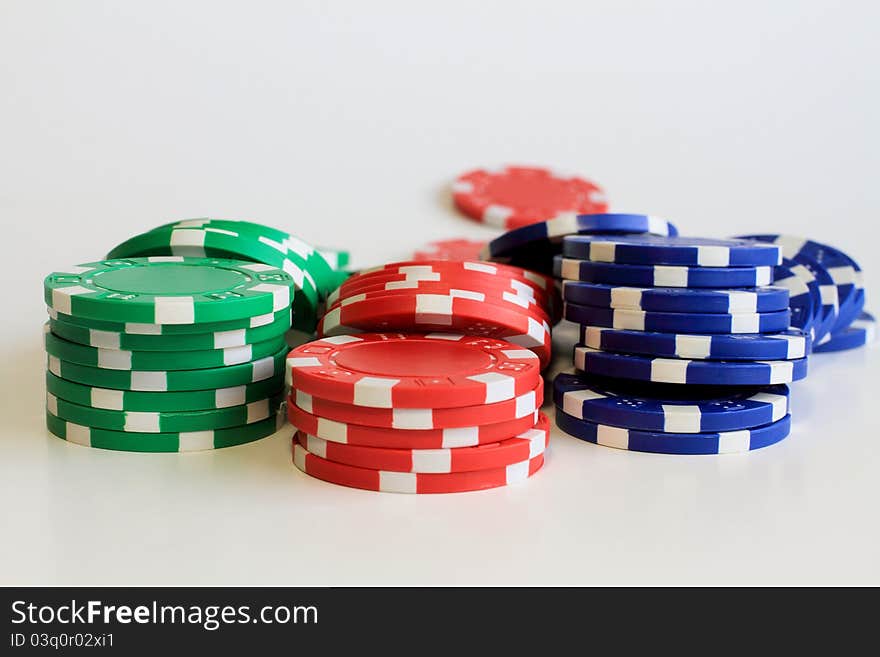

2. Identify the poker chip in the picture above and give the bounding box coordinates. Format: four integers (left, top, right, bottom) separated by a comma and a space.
46, 404, 286, 453
295, 412, 549, 474
327, 284, 551, 325
555, 408, 791, 455
293, 442, 545, 493
286, 334, 542, 409
46, 370, 284, 412
288, 403, 540, 449
44, 257, 295, 325
412, 239, 487, 262
579, 325, 810, 360
737, 235, 861, 337
47, 307, 293, 336
553, 373, 789, 433
44, 326, 287, 371
48, 391, 284, 433
775, 255, 838, 343
563, 235, 782, 268
292, 378, 543, 429
155, 218, 339, 298
574, 345, 809, 385
328, 271, 551, 310
554, 257, 773, 288
564, 303, 791, 335
452, 165, 607, 229
813, 311, 876, 353
106, 222, 319, 331
318, 293, 553, 367
48, 310, 290, 351
482, 213, 680, 276
561, 282, 790, 314
46, 343, 289, 391
315, 246, 350, 271
770, 264, 819, 338
332, 260, 554, 302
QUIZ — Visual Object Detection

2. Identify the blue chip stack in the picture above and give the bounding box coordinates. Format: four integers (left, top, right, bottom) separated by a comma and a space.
552, 232, 808, 454
483, 216, 873, 455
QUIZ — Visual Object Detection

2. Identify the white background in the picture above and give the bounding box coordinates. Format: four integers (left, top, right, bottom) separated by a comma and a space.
1, 1, 878, 585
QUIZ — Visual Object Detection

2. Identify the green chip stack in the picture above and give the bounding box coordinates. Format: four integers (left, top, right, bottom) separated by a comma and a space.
41, 255, 297, 452
42, 220, 351, 452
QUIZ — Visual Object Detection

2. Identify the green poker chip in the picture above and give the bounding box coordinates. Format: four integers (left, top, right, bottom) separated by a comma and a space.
44, 257, 295, 325
316, 246, 350, 271
48, 391, 285, 433
46, 343, 289, 391
44, 327, 286, 371
46, 371, 284, 412
49, 311, 290, 351
48, 307, 292, 336
46, 405, 286, 452
155, 219, 339, 300
105, 224, 319, 330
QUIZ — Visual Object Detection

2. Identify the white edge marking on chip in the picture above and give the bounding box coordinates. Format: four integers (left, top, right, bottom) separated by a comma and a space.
153, 297, 195, 324
467, 372, 515, 404
662, 405, 701, 433
697, 245, 730, 267
179, 430, 215, 452
596, 424, 629, 449
353, 377, 398, 408
653, 266, 688, 287
651, 358, 690, 384
717, 429, 751, 454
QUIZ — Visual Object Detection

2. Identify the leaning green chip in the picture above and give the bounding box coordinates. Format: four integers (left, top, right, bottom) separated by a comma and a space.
46, 371, 284, 412
48, 307, 292, 336
46, 406, 286, 452
105, 225, 318, 330
44, 257, 294, 325
48, 391, 284, 433
46, 343, 289, 391
44, 327, 286, 371
49, 311, 290, 351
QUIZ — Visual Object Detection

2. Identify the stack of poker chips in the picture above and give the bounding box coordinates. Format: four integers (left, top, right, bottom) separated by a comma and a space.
552, 234, 808, 454
42, 256, 296, 452
286, 334, 549, 493
287, 259, 560, 493
106, 218, 351, 334
317, 260, 560, 367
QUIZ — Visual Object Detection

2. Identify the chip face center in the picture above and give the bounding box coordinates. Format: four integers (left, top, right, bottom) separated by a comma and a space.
94, 264, 248, 295
334, 340, 493, 378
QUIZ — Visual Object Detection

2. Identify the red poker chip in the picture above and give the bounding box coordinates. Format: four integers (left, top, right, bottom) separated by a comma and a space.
290, 378, 544, 429
326, 285, 551, 326
348, 260, 554, 294
328, 261, 555, 309
287, 334, 543, 409
295, 412, 549, 473
452, 165, 607, 229
288, 403, 540, 449
293, 442, 545, 494
318, 294, 552, 366
412, 239, 487, 262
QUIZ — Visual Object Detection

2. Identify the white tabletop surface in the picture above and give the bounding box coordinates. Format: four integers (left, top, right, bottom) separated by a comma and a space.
2, 1, 879, 586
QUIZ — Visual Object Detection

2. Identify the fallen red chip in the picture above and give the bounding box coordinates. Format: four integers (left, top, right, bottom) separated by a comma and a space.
452, 165, 607, 229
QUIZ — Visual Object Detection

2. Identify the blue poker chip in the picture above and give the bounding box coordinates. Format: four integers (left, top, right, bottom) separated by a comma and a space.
553, 372, 790, 433
579, 325, 811, 361
771, 262, 819, 339
562, 235, 782, 267
481, 213, 679, 275
737, 235, 860, 336
574, 344, 809, 384
561, 281, 790, 314
813, 311, 876, 353
555, 408, 791, 455
564, 302, 792, 334
781, 254, 838, 343
554, 256, 773, 288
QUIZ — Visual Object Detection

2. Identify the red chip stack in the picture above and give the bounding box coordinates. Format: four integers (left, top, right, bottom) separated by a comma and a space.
287, 260, 559, 493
